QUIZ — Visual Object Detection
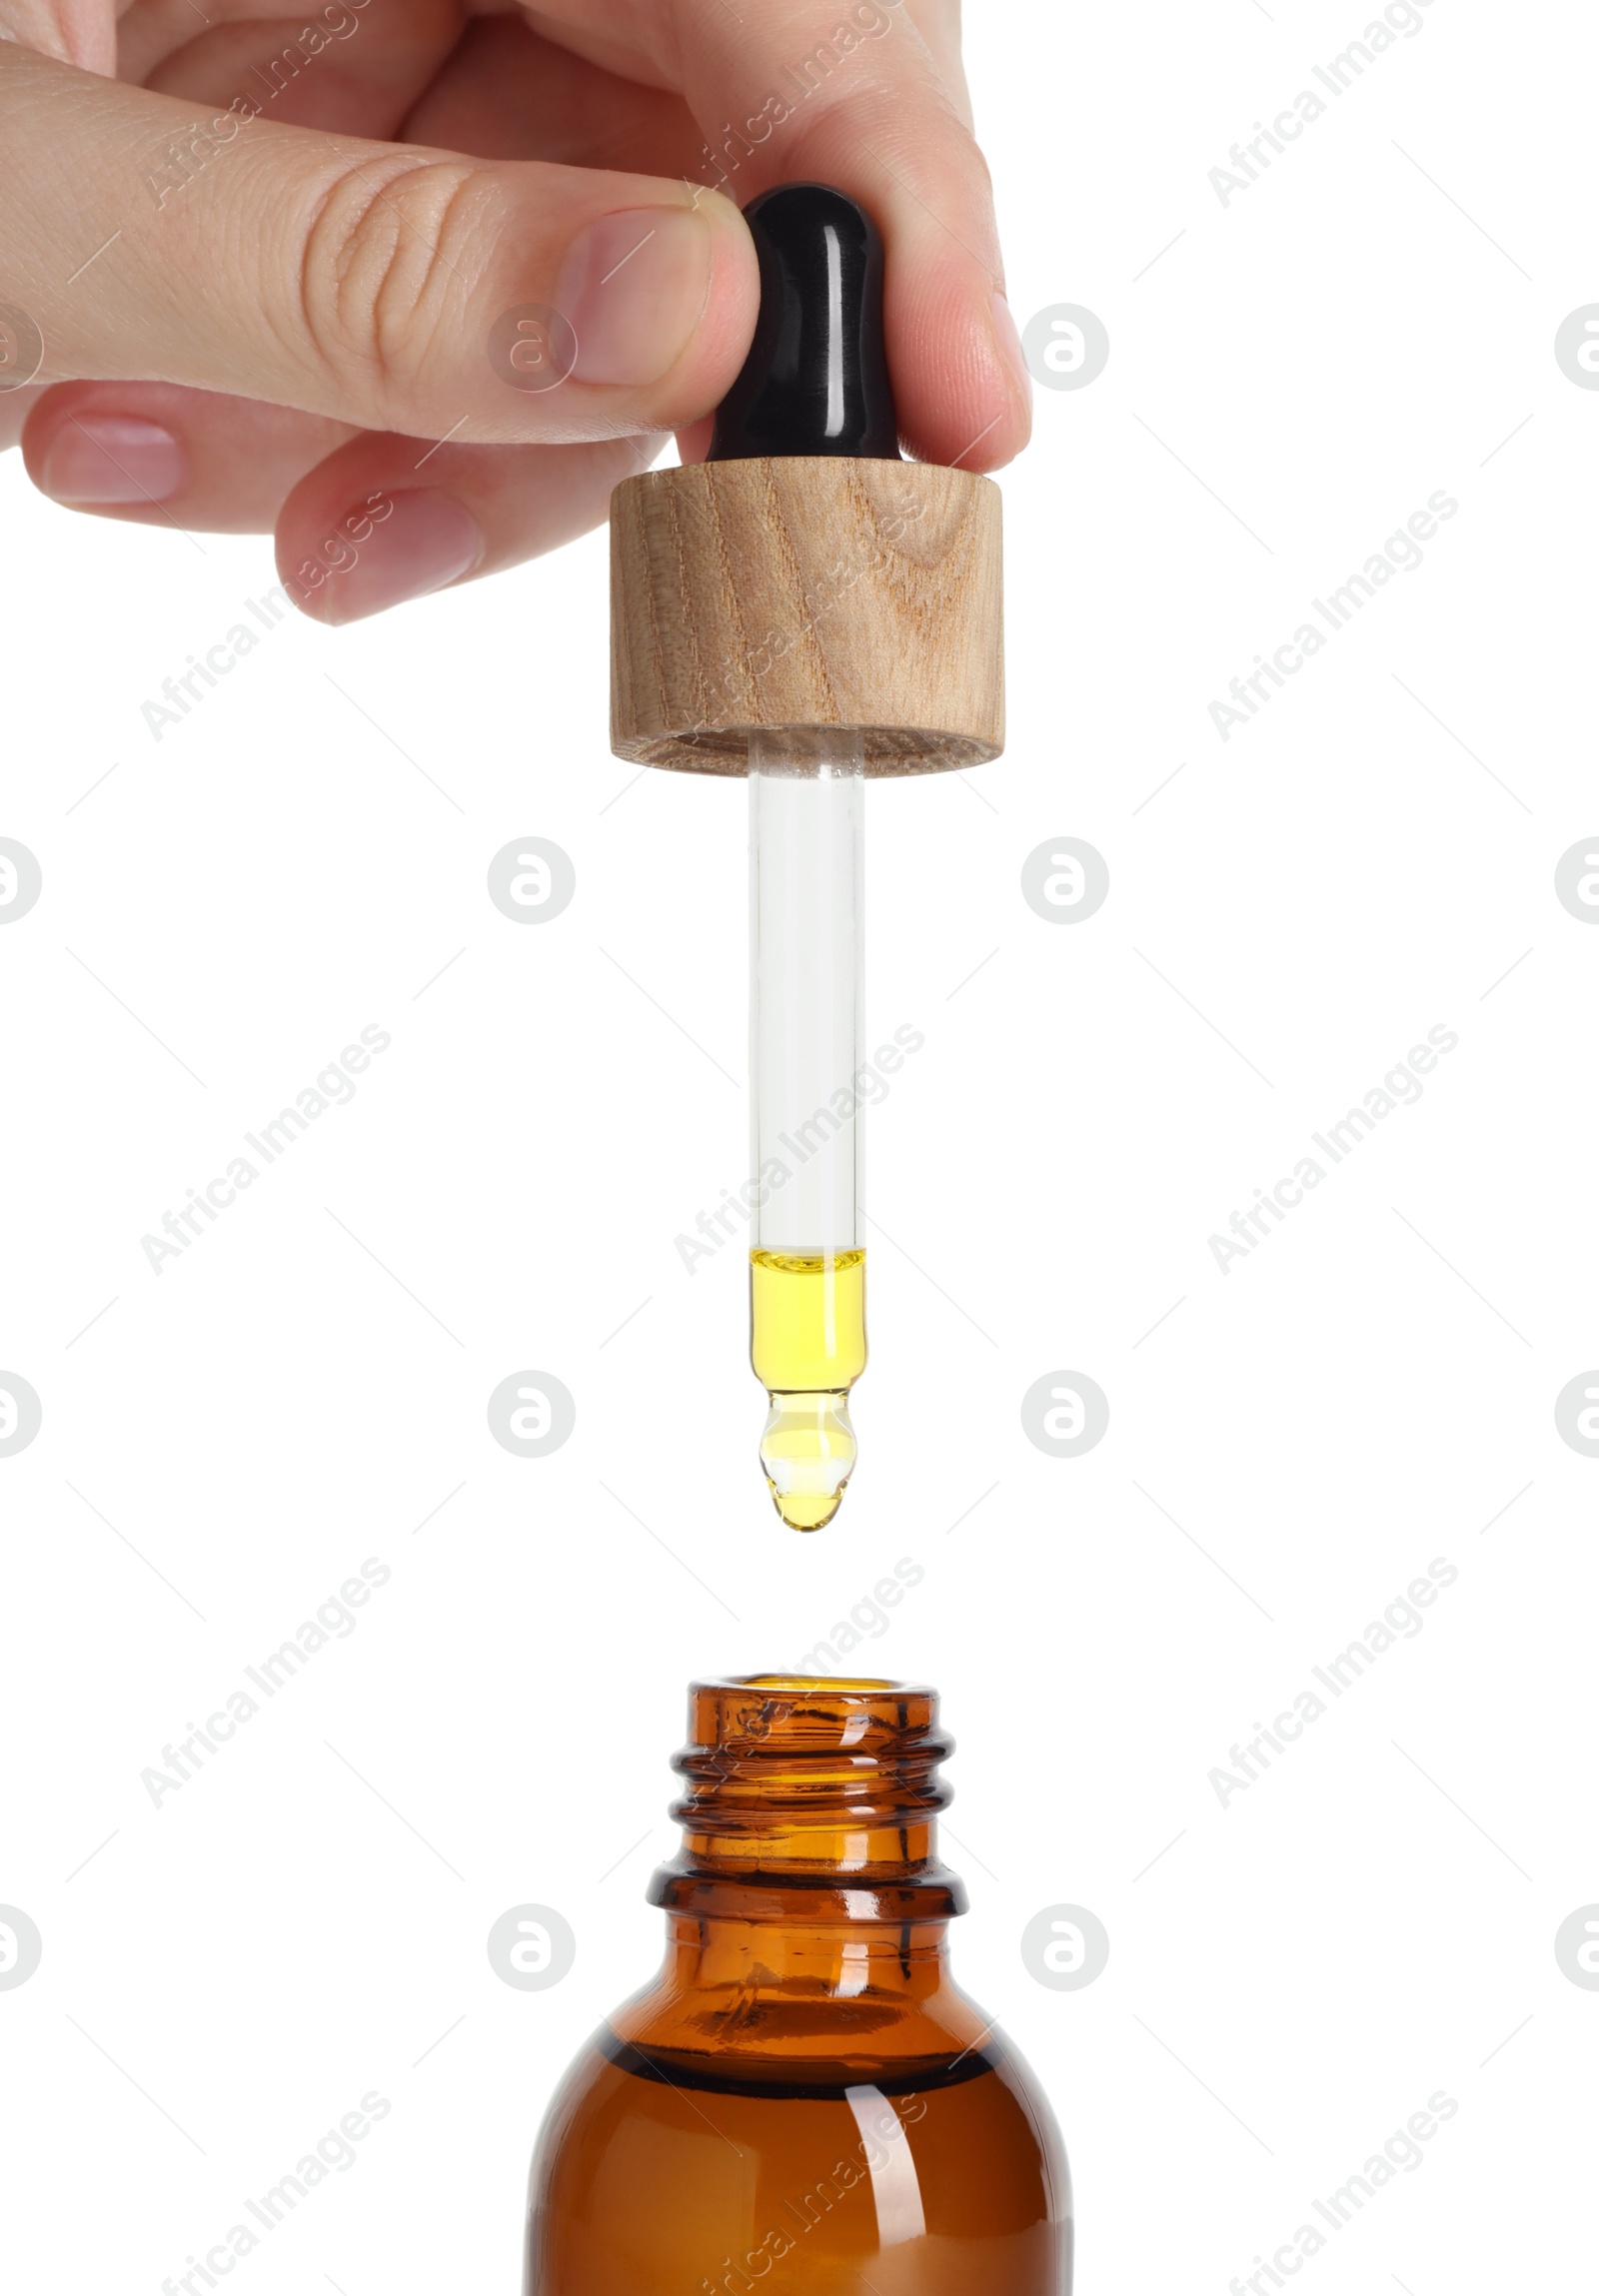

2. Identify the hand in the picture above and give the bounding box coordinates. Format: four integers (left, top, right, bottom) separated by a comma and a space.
0, 0, 1029, 621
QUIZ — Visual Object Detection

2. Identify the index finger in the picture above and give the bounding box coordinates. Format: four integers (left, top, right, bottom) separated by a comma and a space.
0, 44, 759, 445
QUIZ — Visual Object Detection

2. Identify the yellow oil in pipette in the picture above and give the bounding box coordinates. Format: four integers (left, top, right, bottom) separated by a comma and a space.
750, 1248, 866, 1531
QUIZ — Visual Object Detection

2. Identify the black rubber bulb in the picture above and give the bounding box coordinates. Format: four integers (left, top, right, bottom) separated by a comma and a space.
708, 184, 899, 463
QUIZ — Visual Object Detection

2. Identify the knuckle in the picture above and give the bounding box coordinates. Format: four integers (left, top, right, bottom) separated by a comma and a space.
297, 160, 499, 409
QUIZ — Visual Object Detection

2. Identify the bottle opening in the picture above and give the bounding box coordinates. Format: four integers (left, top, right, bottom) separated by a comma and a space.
740, 1673, 896, 1694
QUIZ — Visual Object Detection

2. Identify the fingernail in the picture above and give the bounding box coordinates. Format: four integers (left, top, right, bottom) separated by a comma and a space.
990, 292, 1032, 408
559, 207, 715, 387
39, 414, 186, 505
309, 490, 484, 624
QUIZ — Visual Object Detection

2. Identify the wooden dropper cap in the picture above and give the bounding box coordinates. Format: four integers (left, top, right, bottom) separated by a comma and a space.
609, 184, 1003, 777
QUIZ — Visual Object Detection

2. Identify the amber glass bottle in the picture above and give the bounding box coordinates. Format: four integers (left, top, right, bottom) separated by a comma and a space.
525, 1676, 1072, 2293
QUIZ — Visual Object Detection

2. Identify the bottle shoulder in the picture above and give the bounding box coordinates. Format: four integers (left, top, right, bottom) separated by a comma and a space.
527, 2013, 1071, 2296
535, 1969, 1068, 2183
608, 1964, 998, 2075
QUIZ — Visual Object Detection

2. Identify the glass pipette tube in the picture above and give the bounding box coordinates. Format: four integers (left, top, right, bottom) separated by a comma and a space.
749, 726, 865, 1531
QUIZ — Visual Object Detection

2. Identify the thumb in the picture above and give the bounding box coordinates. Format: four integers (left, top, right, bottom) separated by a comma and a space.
0, 47, 758, 445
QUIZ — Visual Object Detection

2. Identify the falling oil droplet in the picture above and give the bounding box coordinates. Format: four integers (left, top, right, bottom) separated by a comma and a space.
760, 1392, 857, 1532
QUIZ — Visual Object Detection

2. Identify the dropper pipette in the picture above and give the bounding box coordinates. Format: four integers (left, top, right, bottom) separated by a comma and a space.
747, 722, 865, 1528
608, 182, 1005, 1529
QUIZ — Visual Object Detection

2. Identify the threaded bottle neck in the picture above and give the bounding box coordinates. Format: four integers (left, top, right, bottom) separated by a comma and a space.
648, 1677, 967, 1922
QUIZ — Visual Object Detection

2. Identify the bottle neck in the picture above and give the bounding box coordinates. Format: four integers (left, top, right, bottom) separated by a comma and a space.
647, 1677, 967, 1928
657, 1911, 955, 2015
613, 1682, 992, 2075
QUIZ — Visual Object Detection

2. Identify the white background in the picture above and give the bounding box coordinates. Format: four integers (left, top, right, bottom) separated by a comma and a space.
3, 1, 1596, 2289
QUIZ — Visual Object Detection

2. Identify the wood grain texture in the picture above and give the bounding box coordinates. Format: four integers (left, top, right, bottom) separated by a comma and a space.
610, 458, 1003, 774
